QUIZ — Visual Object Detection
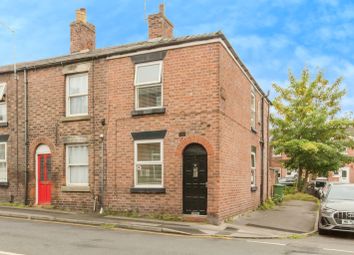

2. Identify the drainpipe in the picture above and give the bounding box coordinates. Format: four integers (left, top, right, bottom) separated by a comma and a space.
260, 97, 265, 203
99, 132, 104, 214
266, 100, 270, 198
24, 68, 29, 204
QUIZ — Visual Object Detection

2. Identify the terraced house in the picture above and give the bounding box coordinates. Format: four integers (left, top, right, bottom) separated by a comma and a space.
0, 5, 271, 223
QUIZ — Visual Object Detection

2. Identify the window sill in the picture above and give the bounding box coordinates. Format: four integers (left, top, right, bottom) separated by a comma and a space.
0, 182, 9, 187
61, 186, 90, 192
130, 187, 166, 194
61, 115, 90, 122
131, 108, 165, 117
251, 186, 258, 192
0, 122, 8, 127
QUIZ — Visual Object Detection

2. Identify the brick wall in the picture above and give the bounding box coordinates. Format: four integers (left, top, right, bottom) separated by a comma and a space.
218, 45, 270, 219
148, 4, 174, 40
104, 43, 220, 215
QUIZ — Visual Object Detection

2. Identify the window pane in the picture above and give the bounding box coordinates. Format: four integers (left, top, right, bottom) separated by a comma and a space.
69, 74, 88, 95
137, 143, 160, 161
0, 144, 5, 160
251, 169, 255, 185
70, 166, 88, 184
0, 83, 6, 101
68, 145, 88, 165
70, 95, 88, 115
0, 104, 7, 122
136, 63, 161, 84
251, 111, 256, 128
0, 162, 6, 182
251, 154, 256, 168
137, 164, 162, 185
137, 85, 161, 108
251, 94, 256, 110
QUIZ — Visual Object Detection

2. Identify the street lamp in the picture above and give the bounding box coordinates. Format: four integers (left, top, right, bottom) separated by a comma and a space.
0, 21, 17, 79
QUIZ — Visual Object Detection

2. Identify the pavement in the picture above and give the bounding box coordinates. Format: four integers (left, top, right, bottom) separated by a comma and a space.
0, 200, 319, 239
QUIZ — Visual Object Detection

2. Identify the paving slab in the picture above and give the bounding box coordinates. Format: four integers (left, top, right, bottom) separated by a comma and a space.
232, 200, 318, 234
0, 200, 318, 239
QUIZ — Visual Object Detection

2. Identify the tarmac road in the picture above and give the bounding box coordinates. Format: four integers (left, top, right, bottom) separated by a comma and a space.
0, 217, 353, 255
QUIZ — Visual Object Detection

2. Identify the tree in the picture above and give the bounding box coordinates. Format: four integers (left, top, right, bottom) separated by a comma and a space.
271, 68, 354, 191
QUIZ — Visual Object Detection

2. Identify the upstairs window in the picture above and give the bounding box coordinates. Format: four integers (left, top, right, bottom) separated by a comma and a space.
66, 73, 88, 116
134, 61, 163, 110
0, 142, 7, 182
251, 90, 256, 130
0, 83, 7, 123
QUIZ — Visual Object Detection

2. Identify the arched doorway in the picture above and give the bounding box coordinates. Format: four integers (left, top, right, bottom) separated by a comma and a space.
183, 143, 207, 215
35, 145, 52, 205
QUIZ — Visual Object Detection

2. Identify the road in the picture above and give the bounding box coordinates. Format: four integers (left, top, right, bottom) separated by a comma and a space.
0, 217, 353, 255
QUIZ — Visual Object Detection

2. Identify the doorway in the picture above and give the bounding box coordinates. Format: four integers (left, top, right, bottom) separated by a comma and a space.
36, 145, 52, 205
183, 143, 207, 215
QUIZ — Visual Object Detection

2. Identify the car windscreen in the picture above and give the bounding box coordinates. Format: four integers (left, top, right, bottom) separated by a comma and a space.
316, 182, 326, 188
327, 186, 354, 201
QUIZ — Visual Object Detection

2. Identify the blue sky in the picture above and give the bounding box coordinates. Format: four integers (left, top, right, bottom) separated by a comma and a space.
0, 0, 353, 113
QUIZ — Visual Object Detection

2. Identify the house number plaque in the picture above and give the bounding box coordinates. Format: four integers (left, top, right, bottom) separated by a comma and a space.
193, 164, 198, 178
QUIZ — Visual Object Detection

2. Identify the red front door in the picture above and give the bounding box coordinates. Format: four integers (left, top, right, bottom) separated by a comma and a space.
37, 154, 52, 205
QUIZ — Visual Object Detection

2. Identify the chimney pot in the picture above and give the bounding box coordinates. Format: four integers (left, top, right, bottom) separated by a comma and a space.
76, 8, 87, 23
159, 4, 165, 15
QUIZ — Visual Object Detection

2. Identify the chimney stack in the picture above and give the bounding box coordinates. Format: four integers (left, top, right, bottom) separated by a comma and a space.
70, 8, 96, 54
148, 4, 174, 40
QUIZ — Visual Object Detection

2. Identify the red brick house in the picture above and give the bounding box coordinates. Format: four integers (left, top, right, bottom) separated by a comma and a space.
0, 5, 271, 222
328, 147, 354, 184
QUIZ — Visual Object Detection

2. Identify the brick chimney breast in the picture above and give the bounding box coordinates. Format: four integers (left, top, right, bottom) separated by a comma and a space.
70, 8, 96, 54
148, 4, 174, 40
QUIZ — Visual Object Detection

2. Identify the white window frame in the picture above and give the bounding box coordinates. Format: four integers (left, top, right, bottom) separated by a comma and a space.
0, 83, 6, 101
0, 83, 7, 123
65, 144, 89, 187
134, 61, 163, 110
0, 142, 7, 183
251, 91, 256, 130
258, 100, 262, 124
134, 139, 164, 188
66, 73, 89, 117
251, 151, 256, 187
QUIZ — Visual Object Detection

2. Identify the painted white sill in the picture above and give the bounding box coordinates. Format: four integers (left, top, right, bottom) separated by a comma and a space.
61, 186, 90, 192
61, 115, 90, 122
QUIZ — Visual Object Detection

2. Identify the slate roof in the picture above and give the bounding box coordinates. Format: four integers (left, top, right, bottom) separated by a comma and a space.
0, 31, 270, 101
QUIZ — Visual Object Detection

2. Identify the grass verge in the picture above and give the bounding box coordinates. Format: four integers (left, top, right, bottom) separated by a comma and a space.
284, 192, 319, 205
0, 202, 27, 208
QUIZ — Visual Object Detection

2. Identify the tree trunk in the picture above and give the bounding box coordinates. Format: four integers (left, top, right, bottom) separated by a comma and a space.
303, 170, 309, 192
297, 168, 303, 192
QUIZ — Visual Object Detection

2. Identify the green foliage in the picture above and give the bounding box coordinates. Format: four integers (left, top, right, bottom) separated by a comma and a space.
284, 192, 319, 206
284, 186, 297, 195
103, 209, 182, 222
272, 68, 354, 188
259, 198, 276, 210
0, 202, 27, 208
